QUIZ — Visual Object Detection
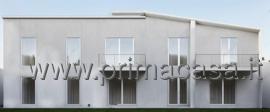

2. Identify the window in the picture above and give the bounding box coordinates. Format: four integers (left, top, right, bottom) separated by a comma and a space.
22, 77, 35, 104
105, 38, 134, 66
66, 37, 80, 104
168, 38, 188, 65
220, 37, 237, 65
210, 80, 222, 104
109, 79, 121, 105
169, 79, 187, 104
168, 38, 188, 104
224, 80, 236, 104
67, 79, 80, 104
210, 79, 235, 104
109, 78, 136, 105
66, 37, 81, 65
21, 38, 36, 66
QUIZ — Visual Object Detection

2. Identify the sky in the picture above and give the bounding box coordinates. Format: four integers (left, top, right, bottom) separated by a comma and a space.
0, 0, 270, 68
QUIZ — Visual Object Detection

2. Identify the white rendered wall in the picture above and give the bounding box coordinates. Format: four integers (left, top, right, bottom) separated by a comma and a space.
3, 17, 260, 108
194, 24, 260, 108
0, 69, 2, 107
262, 62, 270, 108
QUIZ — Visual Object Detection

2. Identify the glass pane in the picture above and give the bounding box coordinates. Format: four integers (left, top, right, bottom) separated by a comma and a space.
22, 78, 35, 104
230, 38, 237, 53
105, 38, 119, 65
123, 80, 136, 104
224, 80, 235, 104
210, 80, 222, 104
169, 79, 177, 104
120, 38, 134, 65
180, 79, 187, 104
180, 38, 188, 65
169, 38, 178, 65
220, 38, 229, 53
67, 79, 80, 104
221, 38, 229, 64
221, 38, 238, 65
21, 38, 36, 66
106, 38, 119, 54
109, 79, 121, 105
229, 38, 238, 64
66, 38, 81, 65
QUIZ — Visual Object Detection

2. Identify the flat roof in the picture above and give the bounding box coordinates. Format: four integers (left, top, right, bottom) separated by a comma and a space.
2, 11, 259, 33
2, 16, 146, 19
113, 12, 260, 33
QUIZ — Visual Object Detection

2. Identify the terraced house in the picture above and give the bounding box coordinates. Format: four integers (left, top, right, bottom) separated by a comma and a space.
2, 12, 263, 108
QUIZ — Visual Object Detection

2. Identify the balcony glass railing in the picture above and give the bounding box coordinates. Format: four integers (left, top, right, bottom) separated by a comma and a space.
195, 54, 259, 67
98, 54, 146, 67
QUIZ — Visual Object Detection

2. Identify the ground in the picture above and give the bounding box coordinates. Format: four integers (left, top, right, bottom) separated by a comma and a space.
0, 109, 266, 112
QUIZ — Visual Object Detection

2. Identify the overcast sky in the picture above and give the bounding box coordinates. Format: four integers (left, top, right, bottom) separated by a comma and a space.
0, 0, 270, 68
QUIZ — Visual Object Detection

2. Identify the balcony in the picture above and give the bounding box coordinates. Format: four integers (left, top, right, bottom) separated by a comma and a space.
98, 54, 146, 71
195, 53, 259, 71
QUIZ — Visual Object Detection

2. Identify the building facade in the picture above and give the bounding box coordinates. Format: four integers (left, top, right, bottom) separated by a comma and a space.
0, 69, 2, 107
2, 12, 263, 108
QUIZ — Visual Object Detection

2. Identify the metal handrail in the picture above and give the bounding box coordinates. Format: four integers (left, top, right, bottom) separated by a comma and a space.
195, 53, 259, 67
196, 53, 259, 55
98, 53, 146, 66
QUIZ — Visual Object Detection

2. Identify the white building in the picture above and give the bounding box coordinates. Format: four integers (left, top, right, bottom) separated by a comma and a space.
262, 62, 270, 108
2, 12, 264, 108
0, 69, 2, 107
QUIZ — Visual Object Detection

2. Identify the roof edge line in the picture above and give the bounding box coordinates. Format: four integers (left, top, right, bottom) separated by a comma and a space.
2, 16, 146, 19
113, 11, 260, 33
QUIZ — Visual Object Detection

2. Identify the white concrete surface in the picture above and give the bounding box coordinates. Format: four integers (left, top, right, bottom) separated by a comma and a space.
2, 12, 261, 108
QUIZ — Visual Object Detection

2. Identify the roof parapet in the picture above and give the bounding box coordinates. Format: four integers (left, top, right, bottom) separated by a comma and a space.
112, 11, 259, 33
2, 16, 145, 19
2, 11, 259, 33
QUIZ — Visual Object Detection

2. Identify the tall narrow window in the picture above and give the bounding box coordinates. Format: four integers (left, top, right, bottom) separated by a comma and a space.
106, 38, 136, 105
168, 37, 188, 104
21, 38, 36, 66
109, 79, 121, 105
120, 38, 134, 65
109, 78, 136, 105
105, 38, 119, 65
66, 37, 81, 65
210, 80, 222, 104
169, 38, 178, 66
67, 79, 80, 104
169, 38, 188, 65
66, 37, 80, 104
224, 80, 235, 104
22, 77, 35, 104
123, 80, 136, 104
210, 79, 235, 104
105, 38, 134, 66
179, 79, 187, 104
169, 79, 187, 104
221, 37, 237, 65
169, 78, 177, 104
